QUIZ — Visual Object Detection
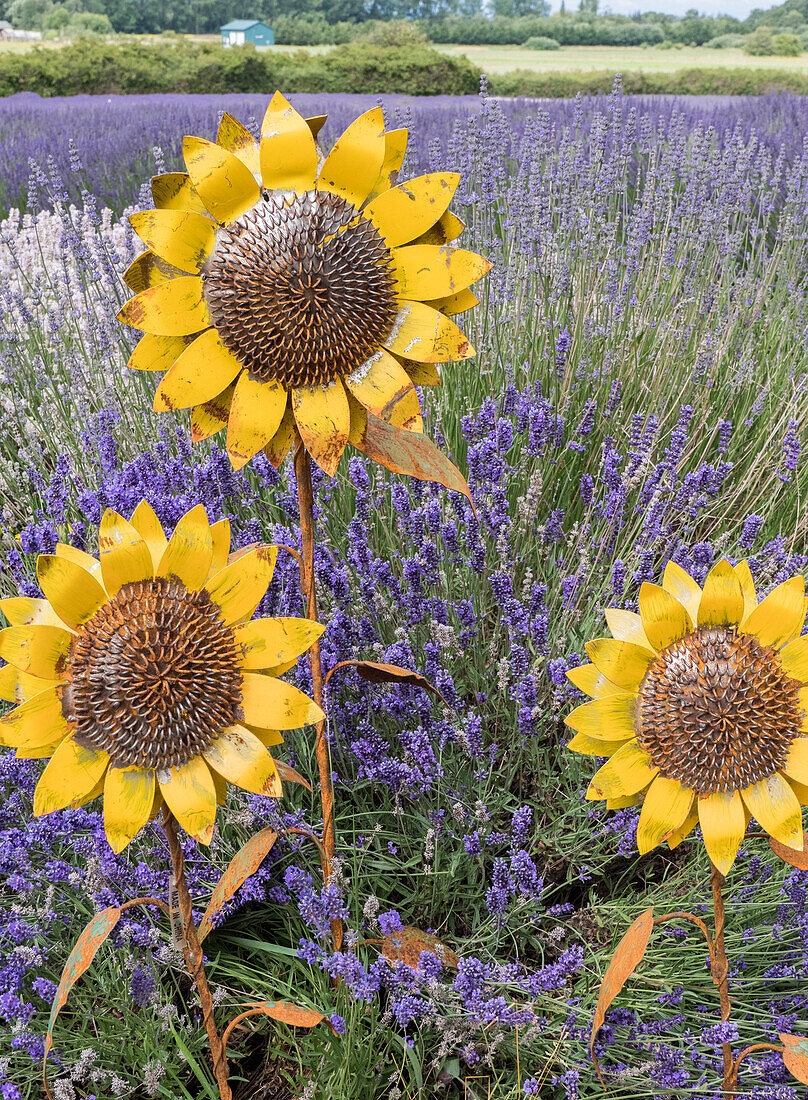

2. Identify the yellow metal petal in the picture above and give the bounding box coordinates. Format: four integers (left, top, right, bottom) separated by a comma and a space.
154, 328, 243, 413
226, 372, 287, 471
735, 559, 757, 621
306, 114, 327, 139
211, 767, 227, 807
392, 245, 491, 302
318, 106, 385, 207
743, 576, 806, 650
292, 379, 350, 477
780, 636, 808, 683
345, 351, 420, 428
129, 210, 216, 274
204, 546, 277, 626
697, 558, 744, 627
384, 301, 473, 363
260, 91, 318, 192
604, 609, 650, 649
240, 672, 324, 730
151, 172, 208, 214
565, 663, 624, 698
0, 666, 56, 704
697, 789, 747, 874
117, 277, 210, 337
33, 737, 109, 816
423, 288, 478, 317
363, 172, 460, 248
234, 617, 324, 671
782, 737, 808, 785
191, 383, 235, 443
638, 582, 693, 651
636, 775, 694, 854
157, 756, 217, 838
36, 555, 108, 630
129, 500, 168, 571
366, 128, 408, 201
607, 794, 642, 810
123, 249, 188, 294
0, 686, 68, 748
17, 734, 69, 760
402, 359, 441, 386
787, 777, 808, 806
203, 723, 274, 795
183, 135, 261, 224
104, 767, 155, 854
0, 597, 62, 628
127, 332, 198, 373
567, 731, 633, 756
584, 638, 656, 692
248, 725, 285, 748
661, 561, 702, 624
666, 808, 699, 849
741, 773, 803, 849
156, 504, 213, 590
412, 209, 466, 247
565, 694, 637, 740
98, 510, 154, 596
209, 518, 231, 578
216, 112, 260, 177
585, 740, 658, 800
53, 543, 102, 578
0, 625, 71, 678
264, 402, 296, 470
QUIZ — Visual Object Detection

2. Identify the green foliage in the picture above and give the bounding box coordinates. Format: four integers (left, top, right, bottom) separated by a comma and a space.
361, 17, 427, 45
0, 38, 478, 95
706, 33, 747, 48
490, 65, 808, 96
744, 25, 777, 54
522, 33, 560, 49
773, 31, 802, 53
419, 12, 664, 45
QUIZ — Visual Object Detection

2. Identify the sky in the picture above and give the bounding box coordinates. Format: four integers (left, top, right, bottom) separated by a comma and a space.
547, 0, 780, 14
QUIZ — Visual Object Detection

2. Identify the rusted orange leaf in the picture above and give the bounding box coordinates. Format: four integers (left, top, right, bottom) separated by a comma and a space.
198, 828, 278, 942
327, 659, 444, 702
590, 908, 655, 1081
275, 760, 313, 792
45, 907, 121, 1063
244, 1000, 326, 1028
356, 414, 472, 504
770, 832, 808, 870
780, 1034, 808, 1085
382, 926, 459, 970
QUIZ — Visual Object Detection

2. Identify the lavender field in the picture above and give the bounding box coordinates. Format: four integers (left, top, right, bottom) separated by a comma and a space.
1, 84, 808, 1100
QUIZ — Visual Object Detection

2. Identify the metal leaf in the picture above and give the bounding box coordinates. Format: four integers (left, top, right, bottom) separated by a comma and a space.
382, 926, 459, 970
327, 659, 444, 702
769, 831, 808, 870
590, 908, 655, 1086
355, 413, 472, 503
198, 828, 278, 942
275, 760, 313, 792
780, 1034, 808, 1085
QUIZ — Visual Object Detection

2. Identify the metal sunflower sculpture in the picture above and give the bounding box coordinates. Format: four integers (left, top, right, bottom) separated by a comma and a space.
567, 558, 808, 1095
0, 501, 324, 1100
118, 92, 490, 477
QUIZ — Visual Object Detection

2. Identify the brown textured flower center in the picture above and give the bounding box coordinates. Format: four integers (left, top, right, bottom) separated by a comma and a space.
203, 190, 397, 389
63, 578, 242, 770
637, 626, 803, 796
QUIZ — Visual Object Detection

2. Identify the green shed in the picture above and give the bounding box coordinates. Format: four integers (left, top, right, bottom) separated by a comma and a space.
220, 19, 274, 47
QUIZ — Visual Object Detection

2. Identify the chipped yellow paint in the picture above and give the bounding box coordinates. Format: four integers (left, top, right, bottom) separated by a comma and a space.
412, 209, 466, 247
0, 597, 63, 628
345, 350, 421, 428
98, 511, 154, 595
129, 501, 169, 572
363, 172, 460, 248
157, 756, 217, 838
260, 91, 318, 192
129, 210, 216, 274
123, 249, 189, 294
184, 135, 261, 225
156, 504, 213, 590
0, 687, 67, 749
117, 276, 211, 337
151, 172, 209, 215
127, 332, 201, 374
365, 128, 408, 202
263, 401, 296, 470
104, 767, 155, 854
383, 301, 474, 364
234, 617, 324, 671
191, 382, 236, 443
240, 672, 324, 730
204, 546, 277, 627
203, 724, 273, 794
34, 738, 110, 816
216, 112, 260, 178
226, 372, 287, 471
392, 245, 491, 302
423, 288, 478, 317
153, 328, 243, 413
36, 555, 108, 631
318, 107, 386, 208
292, 379, 351, 476
305, 114, 327, 140
400, 359, 441, 386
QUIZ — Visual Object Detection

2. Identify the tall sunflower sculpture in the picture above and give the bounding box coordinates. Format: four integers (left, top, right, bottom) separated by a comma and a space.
117, 93, 491, 941
0, 501, 323, 1099
566, 558, 808, 1094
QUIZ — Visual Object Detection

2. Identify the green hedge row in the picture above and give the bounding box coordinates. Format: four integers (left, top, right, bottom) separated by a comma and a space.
492, 66, 808, 97
0, 40, 479, 97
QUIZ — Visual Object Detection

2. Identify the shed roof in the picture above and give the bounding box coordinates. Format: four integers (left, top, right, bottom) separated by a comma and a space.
221, 19, 265, 31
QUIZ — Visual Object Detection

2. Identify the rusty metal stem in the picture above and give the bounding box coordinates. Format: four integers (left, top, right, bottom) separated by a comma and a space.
710, 861, 734, 1099
163, 808, 232, 1100
293, 439, 342, 952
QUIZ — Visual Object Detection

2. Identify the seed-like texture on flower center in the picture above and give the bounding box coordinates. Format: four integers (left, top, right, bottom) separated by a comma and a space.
204, 190, 397, 389
63, 578, 241, 770
637, 626, 803, 796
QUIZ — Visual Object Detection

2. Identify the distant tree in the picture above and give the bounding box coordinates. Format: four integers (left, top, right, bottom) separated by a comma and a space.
7, 0, 51, 28
492, 0, 549, 15
744, 24, 776, 53
45, 3, 69, 28
773, 30, 802, 52
577, 0, 598, 12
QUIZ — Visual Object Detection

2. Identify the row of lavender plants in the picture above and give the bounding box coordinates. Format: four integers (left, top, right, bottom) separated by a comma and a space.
0, 82, 807, 1099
